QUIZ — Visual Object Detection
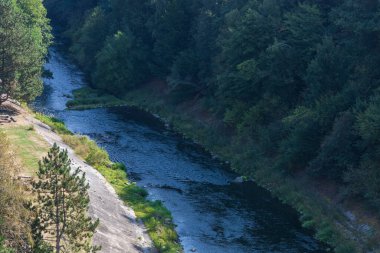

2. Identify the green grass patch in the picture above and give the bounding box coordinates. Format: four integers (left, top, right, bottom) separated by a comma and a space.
66, 87, 126, 110
36, 112, 182, 253
96, 164, 180, 253
3, 126, 49, 174
61, 135, 110, 166
35, 113, 72, 135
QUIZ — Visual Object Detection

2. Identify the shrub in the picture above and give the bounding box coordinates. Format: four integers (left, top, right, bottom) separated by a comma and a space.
61, 135, 109, 166
86, 146, 109, 166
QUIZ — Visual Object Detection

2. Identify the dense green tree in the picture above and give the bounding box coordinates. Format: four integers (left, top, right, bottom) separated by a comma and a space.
278, 107, 321, 172
32, 144, 99, 253
92, 31, 148, 94
304, 37, 350, 103
70, 7, 108, 73
284, 3, 324, 62
147, 0, 194, 76
0, 0, 50, 104
308, 112, 358, 180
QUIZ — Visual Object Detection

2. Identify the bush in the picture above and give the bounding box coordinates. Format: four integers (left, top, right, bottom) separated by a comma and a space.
111, 162, 126, 171
86, 146, 109, 166
61, 135, 109, 166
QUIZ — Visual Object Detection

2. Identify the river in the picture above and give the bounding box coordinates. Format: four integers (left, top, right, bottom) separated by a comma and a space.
33, 48, 327, 253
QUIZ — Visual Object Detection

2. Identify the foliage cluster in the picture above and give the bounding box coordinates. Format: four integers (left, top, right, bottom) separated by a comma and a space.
0, 237, 13, 253
61, 135, 109, 166
35, 113, 72, 135
0, 0, 51, 104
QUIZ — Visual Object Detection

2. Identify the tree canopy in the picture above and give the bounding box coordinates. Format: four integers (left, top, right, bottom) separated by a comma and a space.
0, 0, 51, 104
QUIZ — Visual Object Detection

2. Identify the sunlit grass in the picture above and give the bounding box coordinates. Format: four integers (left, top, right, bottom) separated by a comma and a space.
35, 113, 72, 135
96, 164, 181, 253
3, 126, 49, 174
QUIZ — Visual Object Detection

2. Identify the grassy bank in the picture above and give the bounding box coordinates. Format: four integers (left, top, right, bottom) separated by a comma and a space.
34, 113, 182, 253
3, 125, 49, 175
66, 87, 126, 110
67, 85, 379, 252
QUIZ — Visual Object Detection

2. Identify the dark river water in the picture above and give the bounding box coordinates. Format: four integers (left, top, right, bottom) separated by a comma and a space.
33, 48, 327, 253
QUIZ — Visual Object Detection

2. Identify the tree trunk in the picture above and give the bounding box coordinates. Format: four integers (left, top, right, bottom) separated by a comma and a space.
55, 175, 61, 253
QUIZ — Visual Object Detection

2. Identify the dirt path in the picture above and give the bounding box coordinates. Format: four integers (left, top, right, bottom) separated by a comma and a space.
4, 103, 155, 253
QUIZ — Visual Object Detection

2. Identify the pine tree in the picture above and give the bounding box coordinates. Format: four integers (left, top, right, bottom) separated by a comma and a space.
32, 144, 100, 253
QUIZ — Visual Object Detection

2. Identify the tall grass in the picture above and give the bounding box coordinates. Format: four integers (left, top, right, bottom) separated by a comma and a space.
0, 132, 31, 251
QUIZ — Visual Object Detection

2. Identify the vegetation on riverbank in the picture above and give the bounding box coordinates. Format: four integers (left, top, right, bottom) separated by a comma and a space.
62, 82, 380, 252
123, 87, 371, 253
64, 84, 371, 253
66, 87, 126, 110
35, 113, 72, 135
34, 113, 182, 253
2, 116, 106, 252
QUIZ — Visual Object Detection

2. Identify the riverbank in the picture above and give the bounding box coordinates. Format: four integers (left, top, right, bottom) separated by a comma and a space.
33, 110, 182, 253
68, 83, 380, 253
66, 87, 127, 110
1, 101, 181, 253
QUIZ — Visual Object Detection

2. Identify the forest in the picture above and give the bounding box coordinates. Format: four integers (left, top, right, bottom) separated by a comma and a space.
45, 0, 380, 216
